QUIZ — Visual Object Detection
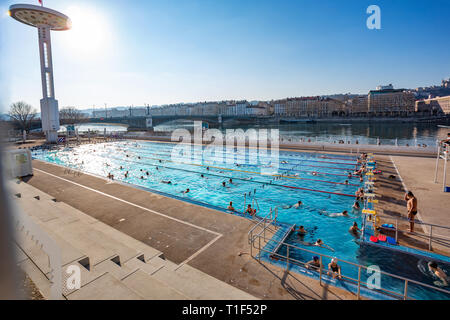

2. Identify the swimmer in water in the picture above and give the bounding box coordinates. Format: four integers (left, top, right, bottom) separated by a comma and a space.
348, 172, 352, 179
293, 200, 303, 208
312, 172, 318, 176
349, 222, 361, 235
352, 201, 361, 210
323, 210, 349, 218
344, 180, 349, 185
315, 239, 335, 252
161, 180, 172, 184
229, 178, 233, 184
182, 188, 190, 194
428, 262, 448, 286
222, 181, 226, 187
297, 226, 307, 235
245, 204, 256, 216
227, 201, 235, 212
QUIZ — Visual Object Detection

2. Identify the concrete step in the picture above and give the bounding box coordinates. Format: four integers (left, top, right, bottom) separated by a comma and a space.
61, 261, 107, 297
152, 264, 256, 300
15, 225, 86, 275
66, 273, 144, 300
124, 257, 164, 276
86, 220, 163, 263
18, 257, 52, 299
94, 258, 138, 281
122, 270, 188, 300
9, 181, 54, 201
176, 264, 256, 300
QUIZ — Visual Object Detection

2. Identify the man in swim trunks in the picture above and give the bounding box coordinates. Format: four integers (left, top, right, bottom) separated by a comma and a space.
405, 191, 418, 232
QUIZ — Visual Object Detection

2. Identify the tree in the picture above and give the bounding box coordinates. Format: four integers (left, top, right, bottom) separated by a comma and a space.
59, 107, 87, 125
8, 101, 37, 132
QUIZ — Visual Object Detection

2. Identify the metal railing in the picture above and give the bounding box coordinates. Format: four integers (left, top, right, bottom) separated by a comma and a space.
366, 212, 450, 252
248, 213, 450, 300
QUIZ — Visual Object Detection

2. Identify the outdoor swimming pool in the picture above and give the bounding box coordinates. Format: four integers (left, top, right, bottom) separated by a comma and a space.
31, 140, 450, 300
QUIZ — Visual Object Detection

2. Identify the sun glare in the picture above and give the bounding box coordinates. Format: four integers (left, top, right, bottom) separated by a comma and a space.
64, 6, 111, 55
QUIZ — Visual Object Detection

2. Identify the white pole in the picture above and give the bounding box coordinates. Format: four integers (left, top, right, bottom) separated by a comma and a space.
434, 145, 441, 183
443, 150, 448, 192
22, 130, 26, 143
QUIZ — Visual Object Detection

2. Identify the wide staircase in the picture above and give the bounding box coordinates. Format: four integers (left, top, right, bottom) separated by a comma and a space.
8, 180, 256, 300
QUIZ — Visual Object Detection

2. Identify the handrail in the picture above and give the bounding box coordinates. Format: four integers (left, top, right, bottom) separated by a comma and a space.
250, 232, 450, 300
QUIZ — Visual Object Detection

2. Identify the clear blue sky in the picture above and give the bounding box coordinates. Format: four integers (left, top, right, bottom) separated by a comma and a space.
1, 0, 449, 112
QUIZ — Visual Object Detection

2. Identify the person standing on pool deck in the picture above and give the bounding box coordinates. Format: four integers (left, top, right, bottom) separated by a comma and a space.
405, 191, 418, 233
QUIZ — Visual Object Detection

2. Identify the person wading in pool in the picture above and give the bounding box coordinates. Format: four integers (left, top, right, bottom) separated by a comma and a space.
349, 222, 361, 236
227, 201, 236, 212
328, 258, 342, 280
405, 191, 418, 233
245, 204, 256, 216
305, 256, 322, 271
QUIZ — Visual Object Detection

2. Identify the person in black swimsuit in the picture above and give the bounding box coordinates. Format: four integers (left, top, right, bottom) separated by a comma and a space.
328, 258, 342, 279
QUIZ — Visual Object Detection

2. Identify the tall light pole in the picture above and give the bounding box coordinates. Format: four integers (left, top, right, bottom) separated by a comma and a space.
9, 4, 71, 143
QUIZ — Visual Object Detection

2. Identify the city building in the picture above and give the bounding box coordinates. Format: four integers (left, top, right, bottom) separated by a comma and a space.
415, 95, 450, 115
368, 89, 415, 116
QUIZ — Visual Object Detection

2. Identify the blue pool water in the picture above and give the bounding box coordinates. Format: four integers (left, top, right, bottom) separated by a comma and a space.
31, 140, 450, 300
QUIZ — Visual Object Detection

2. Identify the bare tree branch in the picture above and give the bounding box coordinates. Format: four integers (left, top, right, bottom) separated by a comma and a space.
59, 107, 87, 125
8, 101, 37, 131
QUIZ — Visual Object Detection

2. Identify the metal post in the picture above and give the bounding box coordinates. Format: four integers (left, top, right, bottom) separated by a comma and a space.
429, 225, 433, 251
286, 245, 289, 271
319, 256, 323, 286
357, 266, 361, 299
443, 150, 448, 192
434, 146, 441, 183
403, 280, 408, 300
395, 219, 398, 243
258, 236, 261, 263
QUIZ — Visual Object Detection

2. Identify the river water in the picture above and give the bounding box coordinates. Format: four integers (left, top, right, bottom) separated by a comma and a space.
64, 121, 449, 146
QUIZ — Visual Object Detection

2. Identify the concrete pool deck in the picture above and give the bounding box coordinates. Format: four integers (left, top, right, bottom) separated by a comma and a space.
23, 159, 361, 300
373, 155, 450, 256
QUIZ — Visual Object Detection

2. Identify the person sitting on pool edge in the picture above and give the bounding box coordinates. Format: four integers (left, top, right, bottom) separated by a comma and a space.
328, 258, 342, 280
227, 201, 236, 212
245, 204, 256, 216
305, 256, 322, 271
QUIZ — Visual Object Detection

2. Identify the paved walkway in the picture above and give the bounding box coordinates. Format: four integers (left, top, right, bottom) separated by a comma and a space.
374, 155, 450, 256
26, 160, 360, 300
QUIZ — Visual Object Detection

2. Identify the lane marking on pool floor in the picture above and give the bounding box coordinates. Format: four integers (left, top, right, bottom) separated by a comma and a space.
34, 167, 224, 267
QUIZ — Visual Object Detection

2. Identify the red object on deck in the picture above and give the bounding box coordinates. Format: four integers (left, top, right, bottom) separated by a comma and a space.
378, 235, 387, 242
370, 236, 379, 243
